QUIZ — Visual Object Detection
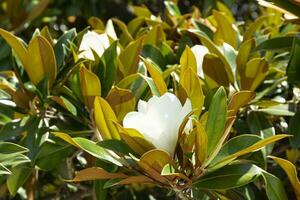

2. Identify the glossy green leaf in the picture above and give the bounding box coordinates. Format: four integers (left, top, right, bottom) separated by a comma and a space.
54, 28, 76, 68
288, 111, 300, 149
287, 34, 300, 86
6, 164, 32, 196
255, 36, 294, 51
209, 134, 289, 169
206, 87, 227, 155
262, 171, 288, 200
52, 132, 122, 166
193, 163, 261, 190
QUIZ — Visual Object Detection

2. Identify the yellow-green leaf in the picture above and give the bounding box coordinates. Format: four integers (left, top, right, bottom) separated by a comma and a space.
116, 124, 154, 156
269, 156, 300, 200
0, 28, 28, 69
243, 15, 267, 42
213, 10, 238, 49
72, 167, 127, 182
88, 17, 105, 30
191, 32, 234, 83
94, 97, 120, 140
179, 67, 204, 116
139, 149, 171, 172
240, 58, 269, 91
28, 35, 57, 86
106, 87, 136, 121
203, 53, 230, 89
145, 24, 166, 46
236, 39, 256, 77
180, 46, 197, 79
195, 120, 208, 166
216, 2, 235, 24
80, 67, 101, 109
40, 26, 53, 46
119, 36, 145, 76
142, 57, 168, 95
228, 91, 255, 116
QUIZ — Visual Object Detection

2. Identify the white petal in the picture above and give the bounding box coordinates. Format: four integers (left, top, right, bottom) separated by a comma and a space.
123, 112, 164, 145
191, 45, 209, 78
123, 92, 193, 155
137, 100, 147, 113
78, 31, 110, 61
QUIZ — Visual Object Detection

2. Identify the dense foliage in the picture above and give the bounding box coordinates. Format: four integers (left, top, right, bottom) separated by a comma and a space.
0, 0, 300, 199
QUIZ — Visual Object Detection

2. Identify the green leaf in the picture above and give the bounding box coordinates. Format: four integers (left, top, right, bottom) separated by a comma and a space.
164, 1, 181, 17
209, 134, 262, 168
51, 96, 77, 115
0, 163, 11, 175
6, 164, 32, 196
287, 34, 300, 86
255, 36, 294, 51
98, 140, 137, 156
261, 171, 288, 200
142, 45, 166, 69
208, 134, 289, 169
54, 28, 76, 68
288, 111, 300, 149
191, 19, 214, 40
206, 87, 227, 155
35, 140, 72, 170
99, 41, 118, 97
193, 163, 261, 190
247, 112, 275, 154
0, 142, 28, 161
52, 132, 122, 166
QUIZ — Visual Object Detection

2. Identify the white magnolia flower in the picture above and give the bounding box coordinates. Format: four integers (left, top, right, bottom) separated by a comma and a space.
191, 45, 209, 78
78, 31, 110, 61
123, 93, 192, 155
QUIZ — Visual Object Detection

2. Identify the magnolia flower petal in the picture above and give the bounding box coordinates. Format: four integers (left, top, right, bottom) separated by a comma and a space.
123, 92, 192, 155
137, 100, 148, 113
191, 45, 209, 78
123, 111, 164, 148
78, 31, 110, 61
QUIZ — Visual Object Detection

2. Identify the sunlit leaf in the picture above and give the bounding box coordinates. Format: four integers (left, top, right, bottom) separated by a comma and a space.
269, 155, 300, 200
94, 96, 120, 140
